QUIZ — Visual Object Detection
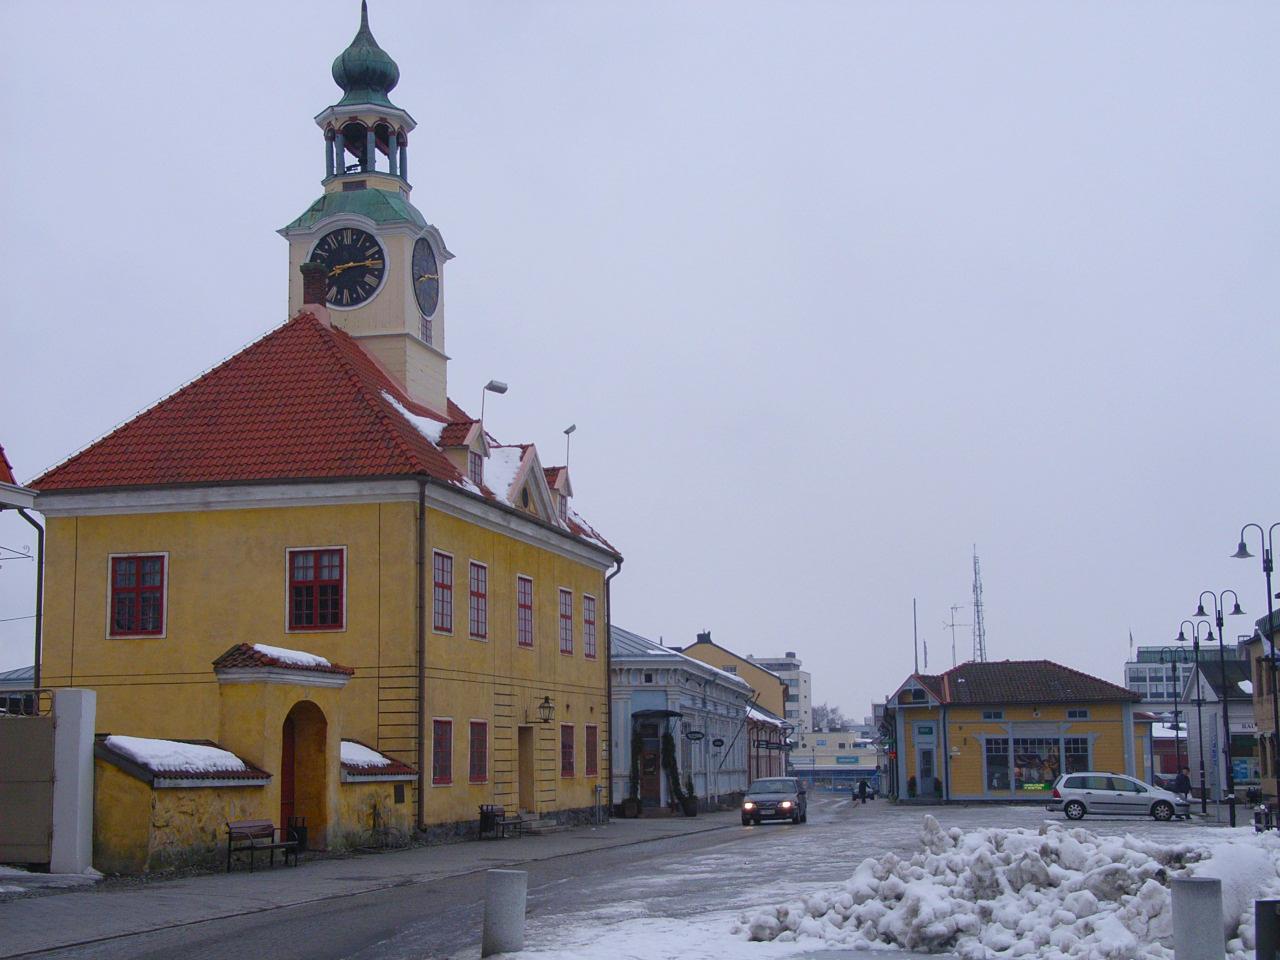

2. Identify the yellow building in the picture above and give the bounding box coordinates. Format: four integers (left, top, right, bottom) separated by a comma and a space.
885, 660, 1142, 802
1244, 616, 1280, 804
679, 632, 787, 719
31, 5, 620, 868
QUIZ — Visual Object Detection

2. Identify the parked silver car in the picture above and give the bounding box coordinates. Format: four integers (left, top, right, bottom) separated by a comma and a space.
741, 777, 808, 825
1046, 772, 1189, 821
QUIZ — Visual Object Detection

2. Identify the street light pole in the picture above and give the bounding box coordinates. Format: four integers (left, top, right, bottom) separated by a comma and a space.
1234, 523, 1280, 824
1193, 590, 1245, 827
1158, 646, 1190, 775
1176, 619, 1212, 816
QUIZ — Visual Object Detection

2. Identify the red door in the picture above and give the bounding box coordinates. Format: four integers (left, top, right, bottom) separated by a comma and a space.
280, 715, 296, 825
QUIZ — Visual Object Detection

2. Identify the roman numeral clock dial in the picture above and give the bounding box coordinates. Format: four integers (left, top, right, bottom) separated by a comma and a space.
310, 228, 385, 307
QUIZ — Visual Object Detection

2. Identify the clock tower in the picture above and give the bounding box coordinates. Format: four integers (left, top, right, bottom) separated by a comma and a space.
280, 2, 453, 415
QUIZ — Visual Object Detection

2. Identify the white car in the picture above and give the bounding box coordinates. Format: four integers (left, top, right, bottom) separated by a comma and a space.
1046, 772, 1190, 821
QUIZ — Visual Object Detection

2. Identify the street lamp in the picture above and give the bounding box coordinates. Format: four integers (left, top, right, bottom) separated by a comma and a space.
1158, 646, 1191, 775
1232, 523, 1280, 824
1175, 619, 1212, 815
1193, 590, 1245, 826
479, 379, 508, 424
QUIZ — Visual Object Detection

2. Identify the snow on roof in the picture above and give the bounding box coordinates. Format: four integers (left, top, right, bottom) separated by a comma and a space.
486, 445, 526, 501
382, 391, 446, 445
1239, 679, 1254, 695
341, 740, 392, 768
747, 706, 785, 726
104, 735, 247, 774
252, 643, 331, 669
611, 625, 752, 691
1151, 723, 1183, 739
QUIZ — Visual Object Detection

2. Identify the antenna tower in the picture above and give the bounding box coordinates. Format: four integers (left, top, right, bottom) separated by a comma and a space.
972, 547, 988, 662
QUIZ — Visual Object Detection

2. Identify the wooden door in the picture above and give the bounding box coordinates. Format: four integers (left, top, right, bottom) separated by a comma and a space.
280, 714, 296, 825
639, 722, 661, 805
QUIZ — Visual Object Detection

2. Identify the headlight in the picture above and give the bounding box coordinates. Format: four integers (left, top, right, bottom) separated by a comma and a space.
743, 801, 755, 810
780, 800, 792, 809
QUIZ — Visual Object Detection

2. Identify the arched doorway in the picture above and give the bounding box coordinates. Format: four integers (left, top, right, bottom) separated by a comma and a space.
280, 701, 328, 847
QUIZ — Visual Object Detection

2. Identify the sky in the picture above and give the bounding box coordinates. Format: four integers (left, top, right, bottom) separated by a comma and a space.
0, 1, 1276, 718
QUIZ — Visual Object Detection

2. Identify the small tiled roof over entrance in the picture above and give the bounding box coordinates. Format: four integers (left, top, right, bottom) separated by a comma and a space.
212, 642, 355, 676
938, 660, 1140, 705
96, 735, 271, 783
340, 740, 416, 777
0, 443, 15, 485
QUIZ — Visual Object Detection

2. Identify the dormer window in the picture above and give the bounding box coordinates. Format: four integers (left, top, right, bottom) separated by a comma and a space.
557, 496, 568, 522
468, 450, 484, 486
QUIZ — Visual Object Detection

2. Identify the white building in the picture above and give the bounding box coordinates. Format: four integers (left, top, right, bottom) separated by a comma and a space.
1181, 661, 1259, 801
611, 626, 753, 811
748, 652, 812, 731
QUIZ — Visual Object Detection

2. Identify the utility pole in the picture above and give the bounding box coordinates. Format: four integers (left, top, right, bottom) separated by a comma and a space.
944, 604, 969, 669
913, 598, 920, 673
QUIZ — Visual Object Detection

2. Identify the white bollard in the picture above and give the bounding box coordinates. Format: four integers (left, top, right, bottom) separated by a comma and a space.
481, 868, 528, 957
1172, 877, 1225, 960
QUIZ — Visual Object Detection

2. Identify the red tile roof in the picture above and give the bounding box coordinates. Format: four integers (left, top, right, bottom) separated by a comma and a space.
32, 313, 617, 556
96, 736, 271, 782
0, 444, 15, 486
212, 642, 355, 676
544, 466, 564, 485
929, 660, 1140, 705
340, 740, 417, 777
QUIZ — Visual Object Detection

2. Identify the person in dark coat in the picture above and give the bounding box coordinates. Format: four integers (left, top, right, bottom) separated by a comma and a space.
1171, 767, 1192, 810
857, 779, 869, 804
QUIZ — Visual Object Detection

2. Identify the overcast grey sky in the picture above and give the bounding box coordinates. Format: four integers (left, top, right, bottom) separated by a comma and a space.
1, 1, 1276, 717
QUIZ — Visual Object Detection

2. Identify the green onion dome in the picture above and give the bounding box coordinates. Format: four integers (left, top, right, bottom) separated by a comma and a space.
331, 2, 400, 107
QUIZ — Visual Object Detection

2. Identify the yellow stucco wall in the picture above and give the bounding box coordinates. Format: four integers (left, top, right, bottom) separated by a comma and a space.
679, 641, 786, 717
337, 781, 415, 848
43, 494, 612, 835
898, 702, 1136, 799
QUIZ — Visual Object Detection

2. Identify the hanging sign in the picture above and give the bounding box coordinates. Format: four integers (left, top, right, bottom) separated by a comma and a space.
712, 737, 725, 747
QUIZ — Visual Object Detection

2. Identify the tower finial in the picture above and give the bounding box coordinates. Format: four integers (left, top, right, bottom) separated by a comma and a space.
331, 1, 401, 108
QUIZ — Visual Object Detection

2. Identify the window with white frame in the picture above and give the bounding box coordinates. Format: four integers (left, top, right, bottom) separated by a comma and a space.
516, 575, 533, 647
109, 554, 166, 636
468, 561, 487, 639
558, 589, 573, 654
432, 552, 453, 633
582, 594, 597, 659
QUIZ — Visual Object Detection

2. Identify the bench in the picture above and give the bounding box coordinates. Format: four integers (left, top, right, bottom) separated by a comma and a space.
226, 819, 299, 872
478, 804, 525, 839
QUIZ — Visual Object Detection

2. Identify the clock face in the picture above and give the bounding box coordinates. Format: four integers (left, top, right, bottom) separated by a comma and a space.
310, 228, 385, 307
412, 237, 440, 317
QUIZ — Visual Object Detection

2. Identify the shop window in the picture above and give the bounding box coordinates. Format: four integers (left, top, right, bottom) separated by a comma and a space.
516, 575, 533, 647
985, 738, 1010, 791
288, 548, 344, 630
432, 551, 453, 632
1013, 738, 1061, 791
1064, 737, 1090, 773
432, 719, 452, 784
109, 554, 166, 636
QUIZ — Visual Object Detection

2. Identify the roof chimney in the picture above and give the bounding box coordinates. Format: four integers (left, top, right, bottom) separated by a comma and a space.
695, 630, 711, 645
299, 261, 331, 326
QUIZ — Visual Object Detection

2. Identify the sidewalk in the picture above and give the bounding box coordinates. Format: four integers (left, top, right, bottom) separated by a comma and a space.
0, 812, 741, 958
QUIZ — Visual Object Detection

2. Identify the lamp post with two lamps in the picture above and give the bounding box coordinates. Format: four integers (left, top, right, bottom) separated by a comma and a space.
1233, 523, 1280, 822
1193, 590, 1245, 826
1157, 646, 1191, 776
1174, 620, 1211, 816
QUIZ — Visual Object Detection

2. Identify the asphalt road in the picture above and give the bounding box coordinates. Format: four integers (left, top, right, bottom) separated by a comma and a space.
24, 793, 863, 960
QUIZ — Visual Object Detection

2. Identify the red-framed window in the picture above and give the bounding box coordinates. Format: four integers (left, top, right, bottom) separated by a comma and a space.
560, 723, 575, 777
432, 552, 453, 633
469, 720, 488, 783
468, 562, 488, 639
432, 719, 452, 784
583, 594, 597, 659
109, 555, 165, 636
288, 548, 344, 630
468, 450, 484, 487
516, 575, 534, 647
585, 724, 598, 777
559, 589, 573, 655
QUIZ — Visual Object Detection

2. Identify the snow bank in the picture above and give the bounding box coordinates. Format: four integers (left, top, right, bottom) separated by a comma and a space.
340, 740, 391, 768
252, 643, 331, 669
733, 815, 1280, 959
103, 735, 247, 773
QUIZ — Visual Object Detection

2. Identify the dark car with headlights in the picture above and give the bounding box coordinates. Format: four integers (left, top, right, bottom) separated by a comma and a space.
741, 777, 807, 825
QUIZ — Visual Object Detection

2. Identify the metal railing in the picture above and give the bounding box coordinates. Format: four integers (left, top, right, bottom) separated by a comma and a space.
0, 688, 54, 717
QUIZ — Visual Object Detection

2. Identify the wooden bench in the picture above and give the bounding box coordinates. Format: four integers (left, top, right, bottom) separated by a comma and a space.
478, 804, 525, 839
226, 819, 299, 872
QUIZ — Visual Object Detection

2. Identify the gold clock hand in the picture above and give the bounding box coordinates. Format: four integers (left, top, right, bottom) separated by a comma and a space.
416, 273, 439, 282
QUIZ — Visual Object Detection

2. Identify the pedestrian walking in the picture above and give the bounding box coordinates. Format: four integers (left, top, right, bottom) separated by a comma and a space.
1171, 766, 1192, 818
858, 780, 869, 804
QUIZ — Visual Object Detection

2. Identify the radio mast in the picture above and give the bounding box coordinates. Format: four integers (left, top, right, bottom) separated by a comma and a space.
972, 547, 988, 662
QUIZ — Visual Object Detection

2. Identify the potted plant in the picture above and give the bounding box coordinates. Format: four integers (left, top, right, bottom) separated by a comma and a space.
907, 775, 917, 798
622, 728, 643, 818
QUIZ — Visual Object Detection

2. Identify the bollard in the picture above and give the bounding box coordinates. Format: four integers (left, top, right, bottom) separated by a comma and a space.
481, 868, 527, 957
1172, 877, 1225, 960
1257, 899, 1280, 960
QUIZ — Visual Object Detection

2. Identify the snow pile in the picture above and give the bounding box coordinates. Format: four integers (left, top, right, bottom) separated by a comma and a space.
252, 643, 331, 669
734, 815, 1280, 959
104, 735, 247, 773
340, 740, 392, 768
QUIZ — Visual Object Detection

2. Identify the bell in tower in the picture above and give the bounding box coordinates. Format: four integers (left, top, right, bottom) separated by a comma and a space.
280, 1, 453, 415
